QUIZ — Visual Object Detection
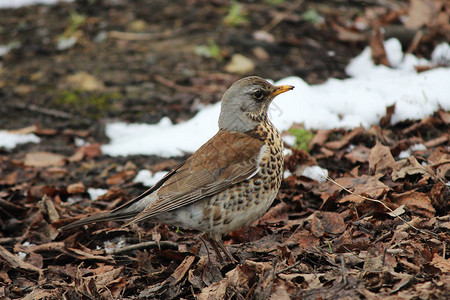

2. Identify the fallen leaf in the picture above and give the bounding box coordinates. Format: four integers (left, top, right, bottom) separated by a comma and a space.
392, 191, 435, 217
368, 143, 395, 174
338, 174, 390, 204
67, 182, 85, 194
166, 255, 196, 286
404, 0, 437, 29
324, 128, 367, 150
370, 24, 390, 66
24, 152, 66, 168
430, 253, 450, 274
106, 170, 136, 185
310, 211, 346, 237
392, 156, 429, 181
344, 145, 371, 164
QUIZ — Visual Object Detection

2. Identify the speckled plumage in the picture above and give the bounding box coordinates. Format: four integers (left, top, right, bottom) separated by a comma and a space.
61, 76, 294, 262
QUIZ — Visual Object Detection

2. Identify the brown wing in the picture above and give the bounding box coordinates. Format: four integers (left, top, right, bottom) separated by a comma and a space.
127, 129, 265, 224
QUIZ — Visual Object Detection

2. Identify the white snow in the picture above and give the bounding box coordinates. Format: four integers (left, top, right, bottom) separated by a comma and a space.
87, 188, 108, 201
302, 166, 328, 183
102, 39, 450, 157
398, 143, 427, 159
0, 131, 41, 149
133, 170, 168, 187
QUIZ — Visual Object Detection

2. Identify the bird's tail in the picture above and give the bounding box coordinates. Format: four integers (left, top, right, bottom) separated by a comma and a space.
60, 192, 157, 231
59, 210, 136, 231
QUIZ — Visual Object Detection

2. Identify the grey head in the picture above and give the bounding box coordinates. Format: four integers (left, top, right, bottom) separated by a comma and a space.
218, 76, 294, 132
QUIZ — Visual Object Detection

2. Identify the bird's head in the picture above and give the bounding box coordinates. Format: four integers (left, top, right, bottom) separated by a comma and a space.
218, 76, 294, 132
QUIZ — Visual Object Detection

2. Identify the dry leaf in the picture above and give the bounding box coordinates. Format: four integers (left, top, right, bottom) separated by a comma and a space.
392, 191, 435, 217
338, 174, 390, 204
369, 143, 395, 174
392, 156, 429, 181
24, 152, 66, 168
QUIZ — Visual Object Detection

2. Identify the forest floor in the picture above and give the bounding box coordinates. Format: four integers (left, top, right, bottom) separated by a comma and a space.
0, 0, 449, 299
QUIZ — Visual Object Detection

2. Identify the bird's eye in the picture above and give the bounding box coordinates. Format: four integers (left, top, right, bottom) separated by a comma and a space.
253, 90, 264, 101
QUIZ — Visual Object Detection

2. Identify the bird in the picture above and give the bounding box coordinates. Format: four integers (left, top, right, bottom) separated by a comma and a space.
61, 76, 294, 262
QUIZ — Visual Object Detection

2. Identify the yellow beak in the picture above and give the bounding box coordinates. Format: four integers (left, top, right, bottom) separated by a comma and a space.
271, 85, 295, 97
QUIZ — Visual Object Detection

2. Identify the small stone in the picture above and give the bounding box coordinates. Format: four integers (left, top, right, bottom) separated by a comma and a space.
66, 71, 105, 91
252, 30, 275, 44
224, 54, 255, 75
128, 20, 149, 32
252, 47, 270, 61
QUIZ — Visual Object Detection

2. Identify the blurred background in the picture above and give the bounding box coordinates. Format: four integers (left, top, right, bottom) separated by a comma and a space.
1, 0, 448, 131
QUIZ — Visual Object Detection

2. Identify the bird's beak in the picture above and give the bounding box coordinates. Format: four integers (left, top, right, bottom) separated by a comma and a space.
271, 85, 295, 97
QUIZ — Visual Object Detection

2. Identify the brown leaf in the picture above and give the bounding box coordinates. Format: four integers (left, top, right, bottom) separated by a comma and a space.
309, 129, 331, 150
368, 143, 395, 174
404, 0, 438, 29
392, 156, 429, 181
324, 128, 367, 151
338, 174, 390, 204
285, 230, 320, 250
437, 110, 450, 124
344, 145, 371, 164
166, 255, 196, 286
310, 211, 346, 237
0, 245, 43, 277
106, 170, 136, 185
334, 25, 366, 42
80, 143, 102, 159
67, 182, 86, 194
39, 195, 60, 223
24, 152, 66, 168
370, 24, 390, 66
0, 171, 18, 185
392, 191, 435, 217
430, 253, 450, 274
268, 279, 290, 300
380, 104, 396, 127
424, 134, 449, 148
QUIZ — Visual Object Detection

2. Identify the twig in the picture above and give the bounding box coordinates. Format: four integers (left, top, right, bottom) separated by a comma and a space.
6, 100, 89, 122
275, 259, 301, 275
324, 175, 438, 238
109, 30, 168, 41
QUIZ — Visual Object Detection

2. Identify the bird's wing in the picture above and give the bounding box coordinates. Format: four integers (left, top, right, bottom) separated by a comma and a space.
126, 129, 266, 225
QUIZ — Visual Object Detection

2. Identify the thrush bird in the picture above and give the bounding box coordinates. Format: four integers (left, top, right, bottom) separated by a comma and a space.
61, 76, 294, 262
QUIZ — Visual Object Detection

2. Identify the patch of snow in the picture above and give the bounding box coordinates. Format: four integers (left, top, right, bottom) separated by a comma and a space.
87, 188, 108, 201
0, 131, 40, 149
74, 137, 87, 147
398, 143, 427, 159
104, 237, 128, 254
133, 170, 168, 187
283, 169, 292, 179
18, 252, 27, 260
302, 166, 328, 183
282, 135, 296, 146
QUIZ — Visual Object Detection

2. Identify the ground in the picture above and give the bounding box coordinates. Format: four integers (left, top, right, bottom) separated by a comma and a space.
0, 0, 449, 299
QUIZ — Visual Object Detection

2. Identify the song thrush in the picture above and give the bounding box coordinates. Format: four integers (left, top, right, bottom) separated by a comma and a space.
61, 76, 294, 262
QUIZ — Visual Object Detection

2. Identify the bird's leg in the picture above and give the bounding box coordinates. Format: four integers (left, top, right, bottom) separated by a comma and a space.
207, 238, 225, 263
198, 235, 212, 263
216, 239, 237, 263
